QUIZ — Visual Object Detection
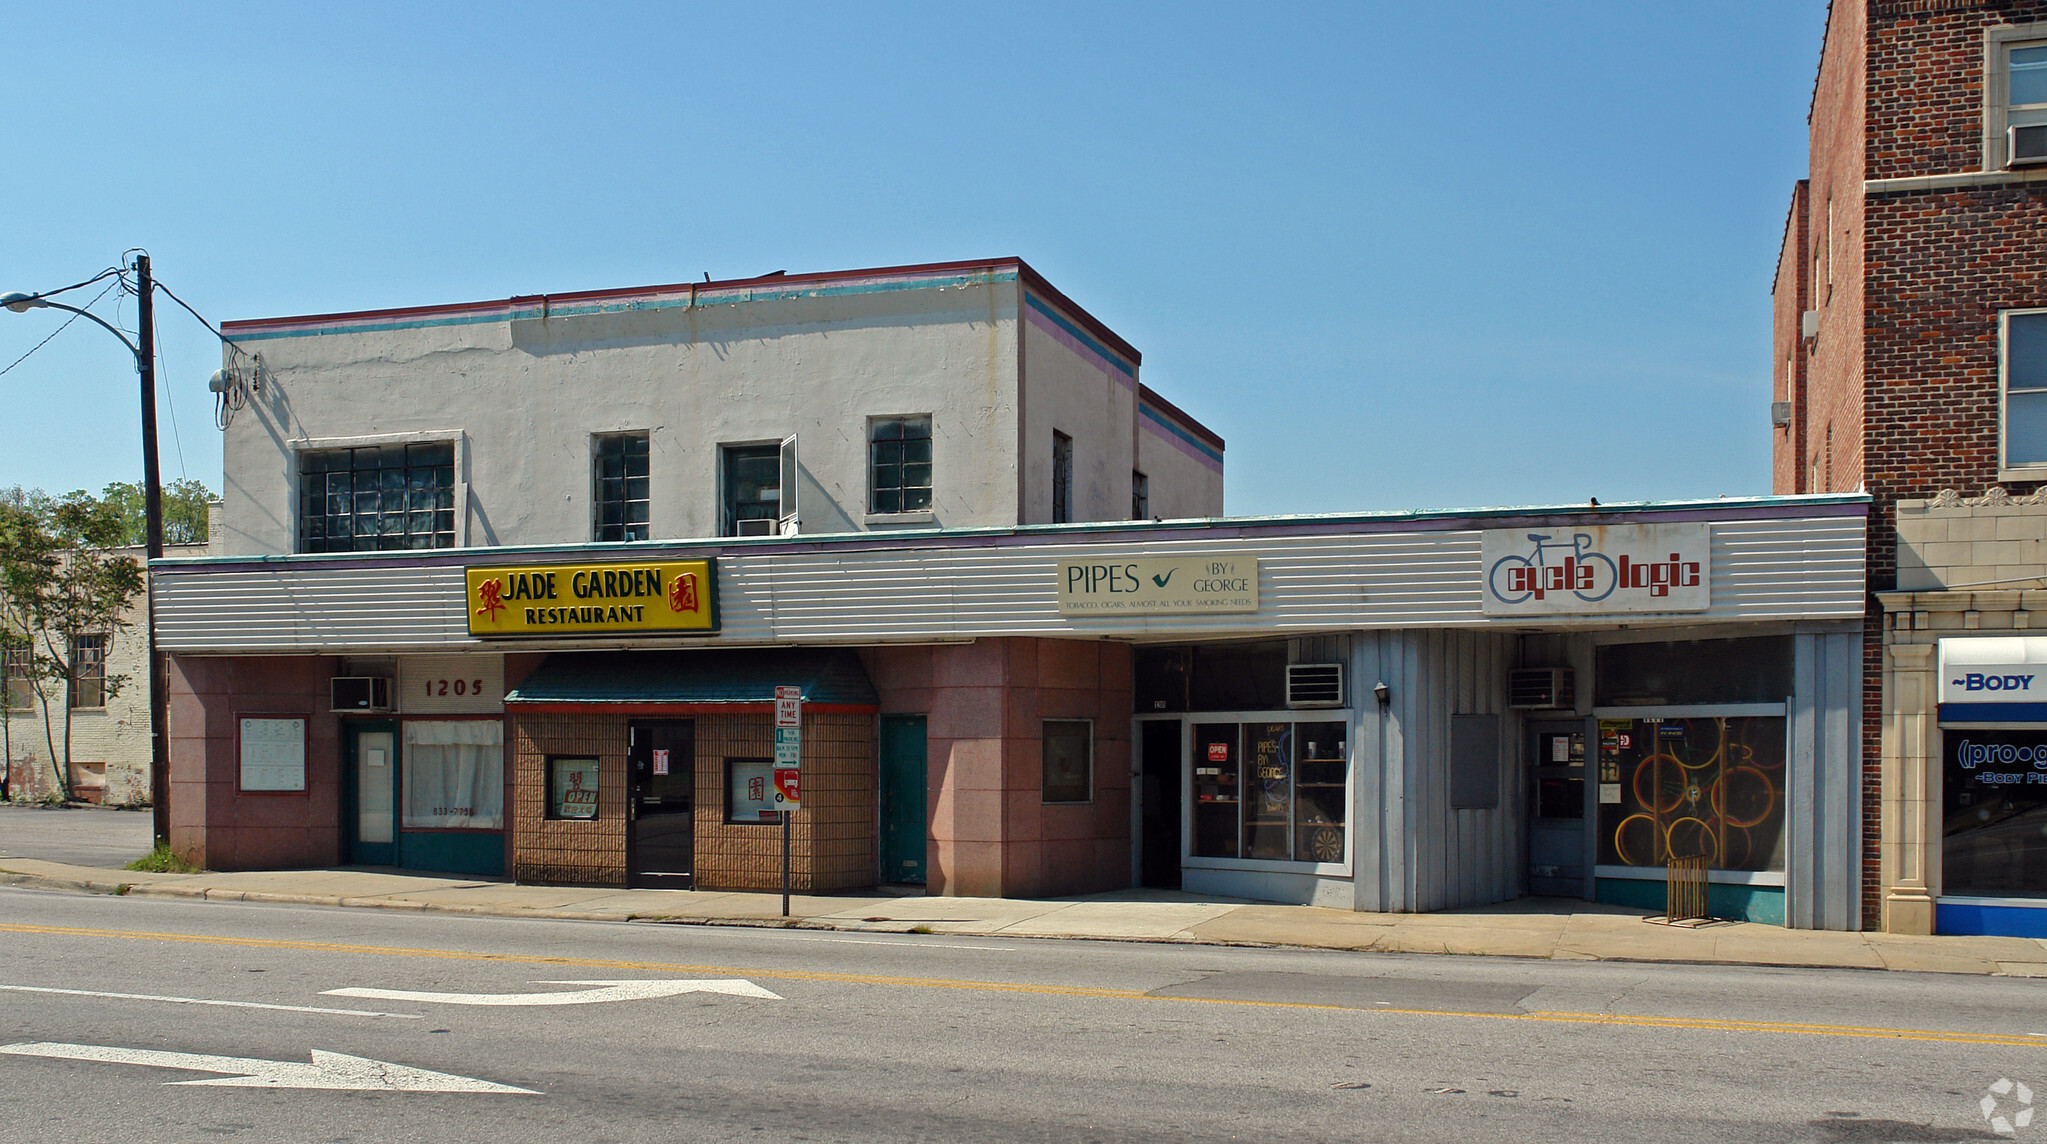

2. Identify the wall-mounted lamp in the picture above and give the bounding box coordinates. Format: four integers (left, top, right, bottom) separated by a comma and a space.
1373, 681, 1391, 708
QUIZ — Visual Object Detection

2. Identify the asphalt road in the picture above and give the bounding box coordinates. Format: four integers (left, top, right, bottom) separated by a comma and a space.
1, 887, 2042, 1143
0, 803, 154, 867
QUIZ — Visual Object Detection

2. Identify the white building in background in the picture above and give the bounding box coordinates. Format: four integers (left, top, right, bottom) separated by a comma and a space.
4, 538, 209, 804
215, 258, 1224, 556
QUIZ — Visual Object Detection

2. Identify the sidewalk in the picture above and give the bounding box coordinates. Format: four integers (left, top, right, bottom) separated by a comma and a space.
6, 857, 2047, 977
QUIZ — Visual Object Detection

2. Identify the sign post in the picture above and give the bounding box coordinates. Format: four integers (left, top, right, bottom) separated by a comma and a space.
774, 685, 802, 917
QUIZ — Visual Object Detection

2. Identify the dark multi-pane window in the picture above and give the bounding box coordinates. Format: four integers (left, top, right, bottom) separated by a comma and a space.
724, 444, 781, 536
298, 443, 455, 553
1052, 430, 1073, 524
869, 416, 932, 514
1132, 470, 1149, 520
3, 638, 33, 710
68, 633, 105, 709
593, 433, 650, 541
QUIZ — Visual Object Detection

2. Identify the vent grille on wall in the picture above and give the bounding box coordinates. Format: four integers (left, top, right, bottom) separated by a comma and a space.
1507, 668, 1574, 710
331, 676, 393, 713
1285, 663, 1344, 708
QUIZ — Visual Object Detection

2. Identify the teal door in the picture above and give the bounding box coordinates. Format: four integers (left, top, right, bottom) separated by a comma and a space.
344, 720, 399, 866
879, 715, 927, 885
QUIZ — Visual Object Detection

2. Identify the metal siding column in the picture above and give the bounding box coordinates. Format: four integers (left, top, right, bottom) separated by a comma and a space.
1829, 629, 1863, 932
1353, 632, 1386, 913
1789, 632, 1820, 929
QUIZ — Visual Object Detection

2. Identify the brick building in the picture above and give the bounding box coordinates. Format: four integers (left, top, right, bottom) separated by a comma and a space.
1773, 0, 2047, 935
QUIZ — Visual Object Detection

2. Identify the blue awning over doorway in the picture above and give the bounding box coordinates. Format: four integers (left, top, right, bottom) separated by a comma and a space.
503, 647, 878, 711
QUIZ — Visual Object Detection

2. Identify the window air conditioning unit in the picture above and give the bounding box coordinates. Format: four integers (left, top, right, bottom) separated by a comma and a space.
331, 676, 393, 713
1285, 663, 1344, 709
1800, 310, 1820, 339
1770, 401, 1792, 428
2013, 124, 2047, 167
1508, 668, 1575, 710
735, 518, 776, 537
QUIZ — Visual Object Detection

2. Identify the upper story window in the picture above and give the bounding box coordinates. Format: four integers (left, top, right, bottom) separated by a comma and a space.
298, 443, 455, 553
868, 416, 932, 514
1052, 430, 1073, 524
592, 432, 650, 542
723, 444, 781, 537
68, 632, 105, 709
1987, 28, 2047, 169
2003, 309, 2047, 471
1132, 470, 1149, 520
3, 638, 32, 711
2012, 45, 2047, 163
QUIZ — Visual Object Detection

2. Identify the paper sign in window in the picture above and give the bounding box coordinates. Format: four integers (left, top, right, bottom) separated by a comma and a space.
239, 718, 306, 792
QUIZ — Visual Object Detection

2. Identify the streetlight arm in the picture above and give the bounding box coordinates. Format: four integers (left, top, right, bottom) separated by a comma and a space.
5, 296, 142, 362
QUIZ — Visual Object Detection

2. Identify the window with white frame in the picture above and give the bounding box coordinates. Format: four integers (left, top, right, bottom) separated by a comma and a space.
868, 416, 932, 514
298, 442, 455, 553
2006, 310, 2047, 470
1987, 28, 2047, 169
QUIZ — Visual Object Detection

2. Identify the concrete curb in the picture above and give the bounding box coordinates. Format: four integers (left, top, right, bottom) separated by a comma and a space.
10, 866, 2047, 976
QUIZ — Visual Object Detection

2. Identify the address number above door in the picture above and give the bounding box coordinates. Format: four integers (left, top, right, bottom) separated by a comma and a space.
400, 655, 505, 714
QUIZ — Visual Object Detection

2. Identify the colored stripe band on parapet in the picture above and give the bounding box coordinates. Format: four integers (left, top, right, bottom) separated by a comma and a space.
1141, 402, 1224, 470
1024, 292, 1135, 379
228, 269, 1022, 342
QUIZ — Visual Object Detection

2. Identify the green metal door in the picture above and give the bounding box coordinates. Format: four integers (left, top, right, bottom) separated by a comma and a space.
879, 715, 927, 885
344, 720, 399, 866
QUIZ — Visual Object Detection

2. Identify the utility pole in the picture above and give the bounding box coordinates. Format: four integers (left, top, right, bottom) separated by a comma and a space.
136, 254, 169, 848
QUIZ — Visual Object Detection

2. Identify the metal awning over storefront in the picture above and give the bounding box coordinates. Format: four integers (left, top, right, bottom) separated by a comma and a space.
504, 647, 879, 713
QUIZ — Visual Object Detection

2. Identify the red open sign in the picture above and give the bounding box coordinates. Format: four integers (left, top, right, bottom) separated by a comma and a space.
1207, 743, 1229, 762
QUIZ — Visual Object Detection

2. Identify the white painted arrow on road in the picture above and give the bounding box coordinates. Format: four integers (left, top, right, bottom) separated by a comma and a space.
321, 978, 783, 1007
0, 1042, 537, 1093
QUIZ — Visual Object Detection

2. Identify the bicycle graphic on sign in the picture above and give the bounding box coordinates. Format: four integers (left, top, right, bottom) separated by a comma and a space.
1486, 532, 1618, 605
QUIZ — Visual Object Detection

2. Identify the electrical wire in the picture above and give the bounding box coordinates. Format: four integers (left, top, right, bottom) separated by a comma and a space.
149, 301, 188, 481
149, 276, 257, 432
7, 266, 123, 308
0, 278, 120, 380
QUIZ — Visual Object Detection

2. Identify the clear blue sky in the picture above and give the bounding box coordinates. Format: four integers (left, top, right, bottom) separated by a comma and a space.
0, 2, 1827, 516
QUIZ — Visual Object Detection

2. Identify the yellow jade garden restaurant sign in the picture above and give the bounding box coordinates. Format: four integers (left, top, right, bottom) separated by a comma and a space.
465, 559, 718, 637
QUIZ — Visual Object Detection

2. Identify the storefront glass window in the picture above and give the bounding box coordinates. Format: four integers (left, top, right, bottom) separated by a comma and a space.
1595, 637, 1793, 707
1944, 730, 2047, 898
1193, 719, 1346, 864
402, 720, 505, 830
1594, 716, 1785, 872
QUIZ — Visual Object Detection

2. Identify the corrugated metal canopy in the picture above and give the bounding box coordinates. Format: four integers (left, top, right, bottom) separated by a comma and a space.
505, 648, 877, 708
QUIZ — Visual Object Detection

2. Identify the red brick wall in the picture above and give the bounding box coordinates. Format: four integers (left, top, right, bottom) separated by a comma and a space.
1787, 1, 2047, 926
1772, 180, 1811, 493
1807, 0, 1869, 498
167, 654, 341, 870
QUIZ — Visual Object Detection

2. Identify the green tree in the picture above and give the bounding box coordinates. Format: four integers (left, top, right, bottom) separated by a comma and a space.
0, 490, 145, 801
99, 479, 214, 546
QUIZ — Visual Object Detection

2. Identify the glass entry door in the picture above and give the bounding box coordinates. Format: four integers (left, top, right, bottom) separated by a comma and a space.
1526, 722, 1588, 898
628, 721, 695, 889
346, 721, 398, 866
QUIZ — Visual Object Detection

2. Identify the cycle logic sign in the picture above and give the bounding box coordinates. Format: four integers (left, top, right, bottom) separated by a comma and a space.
1480, 524, 1710, 616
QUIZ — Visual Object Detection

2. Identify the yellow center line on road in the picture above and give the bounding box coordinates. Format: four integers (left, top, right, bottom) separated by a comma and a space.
4, 921, 2040, 1048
